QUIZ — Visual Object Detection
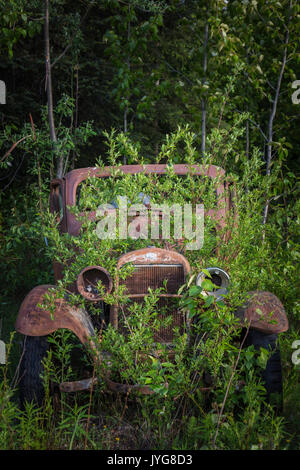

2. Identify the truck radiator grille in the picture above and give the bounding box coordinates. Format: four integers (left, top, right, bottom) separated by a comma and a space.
123, 264, 184, 295
119, 264, 185, 343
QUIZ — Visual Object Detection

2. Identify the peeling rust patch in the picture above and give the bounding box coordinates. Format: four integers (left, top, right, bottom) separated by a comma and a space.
15, 284, 97, 350
235, 291, 289, 334
116, 247, 191, 274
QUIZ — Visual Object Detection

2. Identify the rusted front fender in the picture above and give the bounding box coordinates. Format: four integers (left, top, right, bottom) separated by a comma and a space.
235, 291, 289, 334
15, 285, 97, 351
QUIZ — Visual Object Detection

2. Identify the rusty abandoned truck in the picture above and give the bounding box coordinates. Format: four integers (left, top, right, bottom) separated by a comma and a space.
15, 164, 289, 404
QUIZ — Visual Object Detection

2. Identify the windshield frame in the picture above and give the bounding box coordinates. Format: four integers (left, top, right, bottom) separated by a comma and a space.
63, 164, 227, 236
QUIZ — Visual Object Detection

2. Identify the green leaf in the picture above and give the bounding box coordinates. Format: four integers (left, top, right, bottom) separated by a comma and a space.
201, 279, 215, 291
204, 295, 214, 307
189, 285, 202, 297
202, 269, 212, 278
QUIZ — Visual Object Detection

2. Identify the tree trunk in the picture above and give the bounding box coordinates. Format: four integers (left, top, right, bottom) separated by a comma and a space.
201, 22, 209, 159
45, 0, 61, 178
263, 0, 292, 227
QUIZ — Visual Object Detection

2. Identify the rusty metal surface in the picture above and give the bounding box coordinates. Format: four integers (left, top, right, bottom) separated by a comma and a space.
52, 261, 65, 283
77, 265, 113, 301
15, 285, 97, 348
60, 373, 155, 395
112, 247, 190, 342
60, 369, 211, 395
60, 377, 97, 393
62, 164, 227, 236
105, 375, 155, 395
64, 164, 225, 208
116, 247, 191, 273
60, 375, 211, 394
123, 264, 185, 295
119, 297, 185, 343
49, 178, 67, 233
235, 291, 289, 334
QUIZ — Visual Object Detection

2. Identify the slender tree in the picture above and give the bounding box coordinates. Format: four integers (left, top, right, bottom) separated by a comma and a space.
44, 0, 60, 177
263, 0, 293, 226
201, 22, 209, 158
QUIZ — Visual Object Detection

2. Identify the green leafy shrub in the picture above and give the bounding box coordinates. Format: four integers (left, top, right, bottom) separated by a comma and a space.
0, 125, 299, 450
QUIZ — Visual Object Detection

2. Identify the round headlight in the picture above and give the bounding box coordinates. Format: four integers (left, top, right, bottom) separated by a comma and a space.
77, 266, 113, 301
196, 267, 230, 299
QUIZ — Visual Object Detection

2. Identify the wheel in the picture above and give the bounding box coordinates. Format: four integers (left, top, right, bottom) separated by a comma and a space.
244, 329, 283, 408
19, 335, 49, 407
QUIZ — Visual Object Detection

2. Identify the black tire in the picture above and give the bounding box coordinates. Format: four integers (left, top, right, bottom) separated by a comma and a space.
19, 335, 49, 407
244, 329, 283, 408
